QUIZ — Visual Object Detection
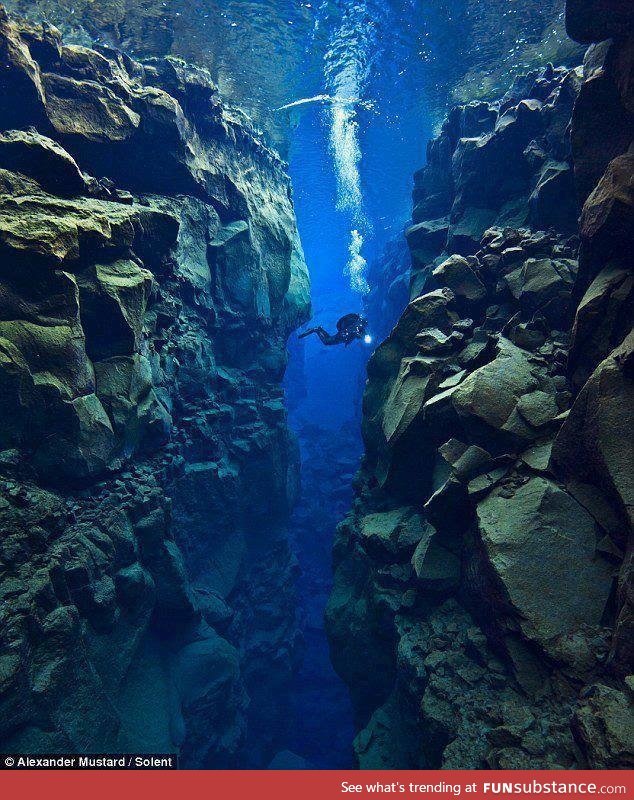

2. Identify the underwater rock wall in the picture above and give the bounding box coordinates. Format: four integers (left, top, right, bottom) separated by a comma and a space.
326, 2, 633, 770
364, 237, 412, 345
0, 10, 310, 766
1, 0, 582, 157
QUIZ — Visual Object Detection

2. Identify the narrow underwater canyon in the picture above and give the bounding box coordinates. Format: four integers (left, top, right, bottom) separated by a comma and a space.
0, 0, 632, 771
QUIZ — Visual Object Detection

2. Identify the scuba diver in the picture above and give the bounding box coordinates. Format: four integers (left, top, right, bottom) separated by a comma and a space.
299, 313, 370, 347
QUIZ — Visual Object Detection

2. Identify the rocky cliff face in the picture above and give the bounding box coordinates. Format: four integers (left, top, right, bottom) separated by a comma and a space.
364, 238, 412, 346
0, 10, 310, 766
1, 0, 582, 155
327, 1, 633, 770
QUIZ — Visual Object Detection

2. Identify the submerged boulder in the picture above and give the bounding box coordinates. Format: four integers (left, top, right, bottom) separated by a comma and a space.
406, 218, 449, 271
446, 338, 538, 443
568, 265, 634, 387
476, 476, 613, 654
432, 254, 487, 301
503, 257, 577, 324
578, 151, 634, 294
553, 332, 634, 528
572, 684, 634, 768
410, 524, 460, 595
529, 161, 578, 235
359, 507, 426, 560
382, 357, 434, 447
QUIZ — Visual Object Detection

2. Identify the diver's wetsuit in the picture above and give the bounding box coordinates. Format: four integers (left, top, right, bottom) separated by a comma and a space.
299, 313, 368, 346
299, 326, 342, 345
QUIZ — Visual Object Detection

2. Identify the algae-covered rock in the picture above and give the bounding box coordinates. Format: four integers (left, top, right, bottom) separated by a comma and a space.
0, 129, 87, 196
176, 634, 246, 766
578, 151, 634, 293
77, 260, 154, 360
359, 507, 426, 560
432, 254, 487, 301
0, 189, 179, 267
43, 72, 141, 142
208, 220, 269, 317
406, 218, 449, 270
94, 355, 172, 455
516, 390, 559, 429
568, 265, 634, 388
354, 690, 423, 769
32, 393, 117, 481
529, 161, 578, 235
0, 10, 308, 767
383, 292, 452, 364
553, 332, 634, 527
504, 257, 577, 324
417, 327, 464, 354
571, 39, 633, 209
0, 7, 46, 129
330, 42, 632, 770
382, 357, 434, 446
411, 523, 460, 595
476, 477, 613, 652
572, 684, 634, 768
449, 338, 538, 442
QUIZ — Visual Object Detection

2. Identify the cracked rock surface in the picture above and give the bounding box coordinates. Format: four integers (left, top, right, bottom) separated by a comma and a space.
0, 10, 310, 767
327, 1, 633, 769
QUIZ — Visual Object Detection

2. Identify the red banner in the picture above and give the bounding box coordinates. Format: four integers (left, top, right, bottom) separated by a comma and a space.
1, 770, 632, 800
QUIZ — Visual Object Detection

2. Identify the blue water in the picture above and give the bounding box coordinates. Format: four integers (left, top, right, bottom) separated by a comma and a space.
281, 8, 433, 767
192, 0, 573, 769
285, 37, 433, 425
267, 0, 571, 768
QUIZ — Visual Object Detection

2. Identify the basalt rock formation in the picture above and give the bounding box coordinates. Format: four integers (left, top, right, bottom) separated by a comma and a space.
327, 3, 633, 770
365, 238, 412, 345
1, 0, 581, 152
0, 10, 310, 766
